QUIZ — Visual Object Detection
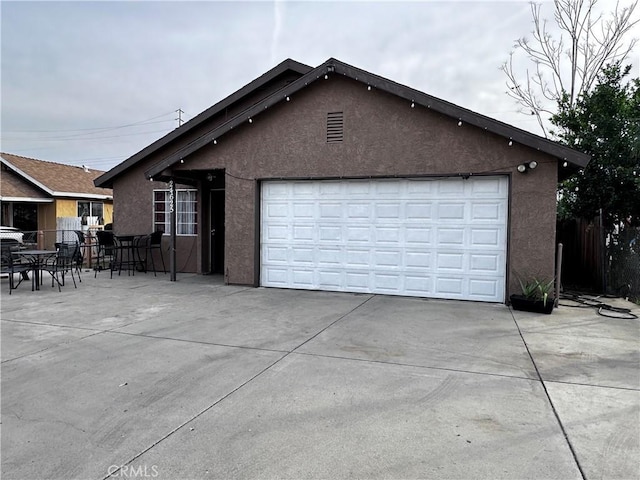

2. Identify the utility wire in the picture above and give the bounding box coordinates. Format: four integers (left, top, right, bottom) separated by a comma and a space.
3, 110, 176, 134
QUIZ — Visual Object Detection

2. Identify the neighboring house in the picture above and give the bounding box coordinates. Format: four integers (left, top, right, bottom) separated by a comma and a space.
95, 58, 590, 303
1, 153, 113, 245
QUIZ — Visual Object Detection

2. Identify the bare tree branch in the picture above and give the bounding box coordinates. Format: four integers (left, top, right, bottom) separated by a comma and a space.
501, 0, 639, 137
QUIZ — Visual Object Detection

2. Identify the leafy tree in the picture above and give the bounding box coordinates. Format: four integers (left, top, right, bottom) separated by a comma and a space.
552, 62, 639, 229
552, 62, 640, 295
502, 0, 639, 137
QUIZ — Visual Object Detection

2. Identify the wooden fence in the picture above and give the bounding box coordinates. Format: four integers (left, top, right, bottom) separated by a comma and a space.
556, 215, 605, 292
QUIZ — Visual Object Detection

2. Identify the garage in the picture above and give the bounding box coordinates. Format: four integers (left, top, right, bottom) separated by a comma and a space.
261, 176, 508, 302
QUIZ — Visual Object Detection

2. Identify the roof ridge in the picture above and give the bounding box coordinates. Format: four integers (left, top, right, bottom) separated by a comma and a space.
1, 152, 106, 173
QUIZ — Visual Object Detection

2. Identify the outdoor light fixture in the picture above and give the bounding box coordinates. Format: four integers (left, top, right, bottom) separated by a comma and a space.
457, 120, 463, 126
367, 85, 372, 91
180, 159, 184, 164
508, 139, 513, 146
517, 161, 538, 173
411, 102, 415, 108
286, 96, 290, 101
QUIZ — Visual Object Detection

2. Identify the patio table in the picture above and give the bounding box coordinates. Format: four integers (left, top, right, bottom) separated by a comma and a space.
15, 250, 58, 291
112, 235, 146, 276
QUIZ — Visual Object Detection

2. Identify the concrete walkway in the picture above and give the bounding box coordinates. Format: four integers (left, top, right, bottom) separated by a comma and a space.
1, 272, 638, 480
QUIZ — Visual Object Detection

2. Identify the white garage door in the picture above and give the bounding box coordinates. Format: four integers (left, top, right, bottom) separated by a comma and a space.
261, 176, 508, 302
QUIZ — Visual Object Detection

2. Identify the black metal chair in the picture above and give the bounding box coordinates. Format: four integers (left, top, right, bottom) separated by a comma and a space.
74, 230, 88, 272
141, 230, 166, 276
42, 243, 78, 291
94, 230, 115, 277
1, 243, 31, 294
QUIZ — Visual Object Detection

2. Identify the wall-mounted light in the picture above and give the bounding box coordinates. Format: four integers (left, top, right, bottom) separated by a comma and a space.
508, 138, 513, 147
517, 161, 538, 173
457, 120, 463, 127
411, 101, 415, 108
180, 159, 184, 164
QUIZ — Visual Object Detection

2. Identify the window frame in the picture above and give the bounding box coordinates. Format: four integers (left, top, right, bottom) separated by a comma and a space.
153, 189, 198, 236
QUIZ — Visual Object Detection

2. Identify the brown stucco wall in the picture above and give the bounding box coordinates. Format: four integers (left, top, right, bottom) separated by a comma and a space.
113, 75, 558, 298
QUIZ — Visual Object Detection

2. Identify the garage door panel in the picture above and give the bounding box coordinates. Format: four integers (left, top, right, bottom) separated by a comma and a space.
437, 228, 465, 247
469, 278, 500, 299
317, 248, 341, 265
347, 203, 372, 219
471, 203, 503, 221
261, 177, 508, 302
345, 249, 370, 267
405, 202, 433, 220
346, 225, 371, 242
375, 226, 401, 243
437, 203, 466, 221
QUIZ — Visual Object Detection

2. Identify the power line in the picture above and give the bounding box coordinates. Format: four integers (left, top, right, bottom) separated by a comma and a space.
2, 110, 176, 134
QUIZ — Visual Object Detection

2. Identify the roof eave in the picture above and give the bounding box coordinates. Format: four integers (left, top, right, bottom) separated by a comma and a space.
0, 156, 54, 195
95, 58, 313, 188
52, 192, 113, 200
145, 58, 590, 179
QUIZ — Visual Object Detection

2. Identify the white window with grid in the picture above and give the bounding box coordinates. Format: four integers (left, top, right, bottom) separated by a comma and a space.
153, 189, 198, 235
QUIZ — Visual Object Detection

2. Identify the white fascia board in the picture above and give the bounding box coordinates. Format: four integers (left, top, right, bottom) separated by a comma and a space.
53, 192, 113, 201
0, 196, 54, 203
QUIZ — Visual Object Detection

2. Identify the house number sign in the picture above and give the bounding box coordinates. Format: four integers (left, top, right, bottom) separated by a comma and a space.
168, 180, 175, 213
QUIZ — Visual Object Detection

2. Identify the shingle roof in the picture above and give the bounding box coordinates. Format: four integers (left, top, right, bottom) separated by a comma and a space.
0, 167, 49, 200
1, 153, 113, 200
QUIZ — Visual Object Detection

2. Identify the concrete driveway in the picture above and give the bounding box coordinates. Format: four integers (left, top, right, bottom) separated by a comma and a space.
1, 273, 638, 480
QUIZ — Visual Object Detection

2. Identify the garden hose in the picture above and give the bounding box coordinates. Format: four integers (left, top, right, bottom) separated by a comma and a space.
559, 292, 638, 320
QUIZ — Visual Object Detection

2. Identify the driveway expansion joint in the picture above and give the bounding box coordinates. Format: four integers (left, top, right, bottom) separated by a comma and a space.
509, 308, 587, 480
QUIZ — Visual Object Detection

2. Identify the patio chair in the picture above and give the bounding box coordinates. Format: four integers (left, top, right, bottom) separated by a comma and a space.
74, 230, 88, 271
141, 230, 166, 276
94, 230, 115, 277
42, 243, 78, 291
1, 243, 31, 295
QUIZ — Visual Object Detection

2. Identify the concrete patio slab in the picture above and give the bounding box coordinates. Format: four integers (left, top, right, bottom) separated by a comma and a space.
1, 320, 97, 361
514, 302, 640, 389
545, 382, 640, 480
115, 287, 373, 352
2, 273, 638, 480
2, 330, 284, 480
298, 295, 537, 379
126, 354, 580, 480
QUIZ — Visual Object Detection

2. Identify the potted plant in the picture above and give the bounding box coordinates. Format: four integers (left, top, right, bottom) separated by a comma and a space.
510, 276, 555, 314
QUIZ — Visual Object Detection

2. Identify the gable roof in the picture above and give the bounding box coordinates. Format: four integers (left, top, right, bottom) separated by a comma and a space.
96, 58, 590, 186
1, 153, 113, 200
94, 58, 313, 188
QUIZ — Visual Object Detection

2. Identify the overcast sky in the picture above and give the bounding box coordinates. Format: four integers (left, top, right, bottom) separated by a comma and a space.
2, 0, 639, 172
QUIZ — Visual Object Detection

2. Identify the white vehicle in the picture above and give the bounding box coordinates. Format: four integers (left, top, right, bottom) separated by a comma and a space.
0, 226, 24, 244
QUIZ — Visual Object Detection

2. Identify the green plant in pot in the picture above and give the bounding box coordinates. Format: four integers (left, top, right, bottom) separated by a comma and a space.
510, 276, 555, 314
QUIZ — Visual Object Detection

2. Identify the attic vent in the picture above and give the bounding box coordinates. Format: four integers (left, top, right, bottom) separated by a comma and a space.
326, 111, 344, 143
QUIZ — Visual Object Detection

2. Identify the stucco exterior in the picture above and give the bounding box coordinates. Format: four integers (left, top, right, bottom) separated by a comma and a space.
110, 74, 560, 298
